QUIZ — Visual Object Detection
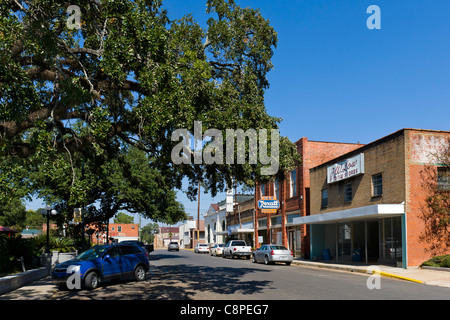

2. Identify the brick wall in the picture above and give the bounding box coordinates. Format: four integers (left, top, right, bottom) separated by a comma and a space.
308, 128, 450, 267
405, 129, 450, 266
255, 137, 364, 251
310, 131, 406, 215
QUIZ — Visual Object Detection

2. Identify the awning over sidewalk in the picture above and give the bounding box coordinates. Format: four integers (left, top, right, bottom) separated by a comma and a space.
292, 203, 405, 225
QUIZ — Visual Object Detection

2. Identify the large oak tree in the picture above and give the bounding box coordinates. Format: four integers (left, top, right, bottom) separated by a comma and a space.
0, 0, 300, 224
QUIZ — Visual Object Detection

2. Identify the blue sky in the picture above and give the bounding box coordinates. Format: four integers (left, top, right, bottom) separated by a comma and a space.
162, 0, 450, 222
26, 1, 450, 224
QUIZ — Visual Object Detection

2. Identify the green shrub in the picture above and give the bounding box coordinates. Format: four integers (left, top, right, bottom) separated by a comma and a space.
422, 255, 450, 268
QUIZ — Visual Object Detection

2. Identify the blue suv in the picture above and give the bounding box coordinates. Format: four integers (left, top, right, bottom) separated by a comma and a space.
52, 243, 150, 290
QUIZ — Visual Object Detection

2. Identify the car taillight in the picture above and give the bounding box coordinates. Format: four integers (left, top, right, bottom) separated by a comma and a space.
290, 250, 293, 256
270, 250, 274, 255
234, 248, 237, 251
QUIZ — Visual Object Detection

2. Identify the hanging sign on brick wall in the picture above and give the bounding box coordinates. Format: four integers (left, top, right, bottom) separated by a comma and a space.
327, 153, 365, 184
258, 196, 280, 214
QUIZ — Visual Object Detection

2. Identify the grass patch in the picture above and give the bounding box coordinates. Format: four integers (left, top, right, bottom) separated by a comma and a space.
421, 255, 450, 268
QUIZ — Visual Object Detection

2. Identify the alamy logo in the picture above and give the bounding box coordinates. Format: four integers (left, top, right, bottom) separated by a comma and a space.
171, 121, 279, 175
366, 266, 381, 290
66, 269, 81, 290
66, 5, 81, 30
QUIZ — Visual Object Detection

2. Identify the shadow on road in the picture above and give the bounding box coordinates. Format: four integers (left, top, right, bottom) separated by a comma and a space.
54, 253, 273, 300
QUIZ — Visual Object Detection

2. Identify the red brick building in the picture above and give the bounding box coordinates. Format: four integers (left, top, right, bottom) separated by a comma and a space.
88, 223, 139, 244
255, 138, 364, 257
300, 129, 449, 268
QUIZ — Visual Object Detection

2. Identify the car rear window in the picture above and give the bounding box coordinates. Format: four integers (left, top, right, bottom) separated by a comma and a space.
119, 245, 141, 255
233, 241, 246, 246
270, 245, 288, 250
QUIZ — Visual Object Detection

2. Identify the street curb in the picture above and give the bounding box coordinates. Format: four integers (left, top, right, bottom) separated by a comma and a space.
291, 260, 425, 284
374, 271, 424, 284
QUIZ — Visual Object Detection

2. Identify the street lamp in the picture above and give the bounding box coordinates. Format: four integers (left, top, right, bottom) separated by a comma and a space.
41, 205, 57, 253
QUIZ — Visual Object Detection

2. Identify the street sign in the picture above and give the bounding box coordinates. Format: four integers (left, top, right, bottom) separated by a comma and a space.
258, 196, 280, 214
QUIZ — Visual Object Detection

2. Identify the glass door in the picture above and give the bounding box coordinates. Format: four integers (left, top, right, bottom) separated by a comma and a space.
338, 223, 352, 261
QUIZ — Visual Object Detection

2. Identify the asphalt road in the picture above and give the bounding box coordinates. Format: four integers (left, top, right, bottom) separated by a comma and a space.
49, 249, 450, 301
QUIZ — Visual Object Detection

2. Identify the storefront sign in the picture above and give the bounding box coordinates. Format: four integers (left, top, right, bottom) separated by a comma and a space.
258, 196, 280, 213
327, 153, 365, 183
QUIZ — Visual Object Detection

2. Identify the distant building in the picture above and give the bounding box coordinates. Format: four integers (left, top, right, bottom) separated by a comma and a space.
87, 223, 139, 244
155, 227, 179, 248
179, 219, 205, 249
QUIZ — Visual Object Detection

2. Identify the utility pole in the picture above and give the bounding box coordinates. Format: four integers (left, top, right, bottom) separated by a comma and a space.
197, 180, 200, 246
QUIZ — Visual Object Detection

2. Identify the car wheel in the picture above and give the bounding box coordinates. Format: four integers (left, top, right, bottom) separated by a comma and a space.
252, 254, 257, 263
264, 255, 271, 265
134, 265, 146, 282
286, 262, 291, 266
85, 271, 98, 290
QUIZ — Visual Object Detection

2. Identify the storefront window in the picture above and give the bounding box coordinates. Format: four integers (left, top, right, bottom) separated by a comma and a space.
379, 217, 402, 264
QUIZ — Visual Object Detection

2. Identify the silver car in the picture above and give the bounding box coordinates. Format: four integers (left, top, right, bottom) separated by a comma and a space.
252, 245, 293, 265
210, 244, 224, 256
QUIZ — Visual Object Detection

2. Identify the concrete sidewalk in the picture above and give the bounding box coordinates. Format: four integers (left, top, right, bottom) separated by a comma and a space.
291, 259, 450, 288
0, 276, 58, 300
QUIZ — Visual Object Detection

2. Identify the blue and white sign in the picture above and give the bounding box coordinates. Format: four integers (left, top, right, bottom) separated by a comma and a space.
258, 199, 280, 210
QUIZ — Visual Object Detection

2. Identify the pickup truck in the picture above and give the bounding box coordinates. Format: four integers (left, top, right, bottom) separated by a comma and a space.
223, 240, 252, 259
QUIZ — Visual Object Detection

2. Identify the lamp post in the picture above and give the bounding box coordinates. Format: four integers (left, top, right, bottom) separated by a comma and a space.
41, 205, 57, 253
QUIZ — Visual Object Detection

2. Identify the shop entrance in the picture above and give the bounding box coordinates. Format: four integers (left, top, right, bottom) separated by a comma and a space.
336, 218, 400, 265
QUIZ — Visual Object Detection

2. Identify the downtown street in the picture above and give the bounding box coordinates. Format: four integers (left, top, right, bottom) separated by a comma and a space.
20, 249, 450, 300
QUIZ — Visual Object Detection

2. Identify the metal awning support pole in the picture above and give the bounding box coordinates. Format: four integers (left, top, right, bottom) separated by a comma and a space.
365, 220, 368, 265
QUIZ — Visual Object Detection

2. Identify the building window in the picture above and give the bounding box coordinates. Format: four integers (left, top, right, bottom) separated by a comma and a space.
274, 179, 280, 200
258, 219, 267, 228
287, 213, 300, 224
271, 215, 282, 226
321, 189, 328, 208
372, 173, 383, 196
290, 170, 297, 197
344, 183, 353, 202
437, 167, 450, 191
260, 184, 266, 197
118, 226, 122, 232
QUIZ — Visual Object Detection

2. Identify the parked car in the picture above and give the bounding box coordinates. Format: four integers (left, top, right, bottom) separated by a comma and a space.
210, 244, 224, 256
252, 244, 293, 265
194, 243, 210, 253
168, 241, 179, 251
120, 240, 150, 259
223, 240, 252, 259
52, 244, 150, 290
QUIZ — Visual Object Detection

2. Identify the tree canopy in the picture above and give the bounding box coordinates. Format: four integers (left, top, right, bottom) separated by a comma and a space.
0, 0, 300, 226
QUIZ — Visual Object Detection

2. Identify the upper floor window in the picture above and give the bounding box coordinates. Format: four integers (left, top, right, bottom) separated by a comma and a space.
260, 184, 266, 197
372, 173, 383, 196
321, 189, 328, 208
117, 226, 122, 232
274, 179, 280, 200
438, 167, 450, 191
290, 170, 297, 197
344, 183, 353, 202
